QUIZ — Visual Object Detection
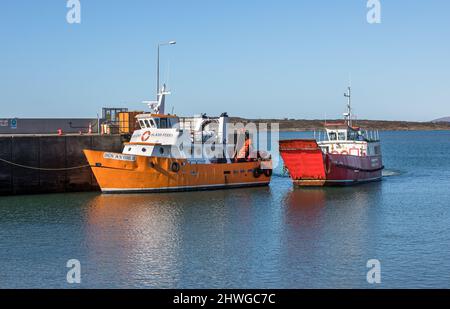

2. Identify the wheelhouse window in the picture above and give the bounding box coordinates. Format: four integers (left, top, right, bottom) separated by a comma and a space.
328, 132, 337, 141
160, 118, 168, 129
338, 131, 346, 141
168, 118, 178, 128
347, 130, 358, 141
139, 117, 178, 129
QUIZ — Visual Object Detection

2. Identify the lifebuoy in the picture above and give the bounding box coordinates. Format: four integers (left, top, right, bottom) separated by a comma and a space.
141, 131, 151, 142
171, 162, 180, 173
253, 168, 262, 178
340, 150, 348, 155
263, 169, 273, 177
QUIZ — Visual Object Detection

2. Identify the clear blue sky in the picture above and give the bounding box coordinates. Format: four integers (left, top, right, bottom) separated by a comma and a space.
1, 0, 449, 121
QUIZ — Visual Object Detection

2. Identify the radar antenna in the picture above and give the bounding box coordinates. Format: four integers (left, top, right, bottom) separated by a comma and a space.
142, 84, 171, 114
343, 86, 352, 127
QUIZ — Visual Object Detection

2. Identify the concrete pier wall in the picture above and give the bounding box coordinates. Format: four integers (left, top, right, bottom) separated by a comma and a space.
0, 118, 103, 135
0, 135, 123, 195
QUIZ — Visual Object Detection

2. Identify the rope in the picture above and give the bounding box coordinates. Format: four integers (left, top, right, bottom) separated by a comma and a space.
0, 157, 90, 171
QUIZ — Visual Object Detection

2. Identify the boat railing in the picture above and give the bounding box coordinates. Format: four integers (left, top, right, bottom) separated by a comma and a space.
363, 129, 380, 142
313, 130, 328, 142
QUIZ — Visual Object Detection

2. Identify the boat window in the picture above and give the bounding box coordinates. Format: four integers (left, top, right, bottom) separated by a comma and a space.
374, 145, 380, 155
338, 132, 346, 141
160, 118, 168, 129
347, 130, 357, 141
169, 118, 179, 128
139, 120, 146, 128
329, 132, 337, 141
144, 120, 151, 128
149, 119, 156, 128
154, 118, 160, 128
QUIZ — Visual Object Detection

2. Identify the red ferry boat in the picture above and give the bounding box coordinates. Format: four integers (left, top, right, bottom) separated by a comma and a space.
279, 87, 384, 186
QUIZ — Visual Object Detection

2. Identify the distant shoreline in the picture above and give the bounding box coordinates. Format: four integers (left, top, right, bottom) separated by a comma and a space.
230, 118, 450, 132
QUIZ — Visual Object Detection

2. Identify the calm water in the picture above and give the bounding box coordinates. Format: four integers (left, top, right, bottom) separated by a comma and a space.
1, 131, 450, 288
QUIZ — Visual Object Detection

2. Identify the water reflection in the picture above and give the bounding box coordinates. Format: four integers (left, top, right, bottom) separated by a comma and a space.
81, 182, 384, 288
85, 194, 184, 288
283, 188, 326, 225
84, 187, 279, 288
278, 183, 383, 287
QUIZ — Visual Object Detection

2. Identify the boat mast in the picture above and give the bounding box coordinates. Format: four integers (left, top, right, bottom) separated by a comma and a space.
344, 86, 352, 127
143, 84, 170, 114
156, 41, 176, 114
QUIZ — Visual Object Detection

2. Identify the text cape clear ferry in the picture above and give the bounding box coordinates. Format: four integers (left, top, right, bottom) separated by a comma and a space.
279, 87, 384, 186
84, 112, 272, 193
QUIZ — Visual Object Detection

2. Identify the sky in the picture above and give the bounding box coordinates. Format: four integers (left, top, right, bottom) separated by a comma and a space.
0, 0, 449, 121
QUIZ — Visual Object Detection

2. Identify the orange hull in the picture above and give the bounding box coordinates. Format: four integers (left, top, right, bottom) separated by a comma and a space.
84, 150, 271, 193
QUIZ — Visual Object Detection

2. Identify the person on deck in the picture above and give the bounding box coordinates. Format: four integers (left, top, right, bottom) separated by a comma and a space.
236, 132, 252, 162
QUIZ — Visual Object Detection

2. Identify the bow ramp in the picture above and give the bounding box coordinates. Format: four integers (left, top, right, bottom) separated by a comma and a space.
279, 139, 326, 186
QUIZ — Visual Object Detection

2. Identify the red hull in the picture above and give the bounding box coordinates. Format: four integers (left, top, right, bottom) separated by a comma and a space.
279, 139, 383, 186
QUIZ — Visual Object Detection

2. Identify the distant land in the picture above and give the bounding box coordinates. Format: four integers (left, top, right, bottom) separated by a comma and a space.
230, 118, 450, 131
432, 117, 450, 123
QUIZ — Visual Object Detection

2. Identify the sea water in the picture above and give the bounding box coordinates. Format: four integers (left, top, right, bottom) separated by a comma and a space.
1, 131, 450, 288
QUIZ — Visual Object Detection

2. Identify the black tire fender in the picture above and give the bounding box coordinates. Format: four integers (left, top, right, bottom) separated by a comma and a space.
171, 162, 180, 173
263, 169, 273, 177
253, 168, 262, 178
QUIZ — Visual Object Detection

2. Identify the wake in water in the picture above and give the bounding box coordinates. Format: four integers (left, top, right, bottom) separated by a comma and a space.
382, 169, 402, 177
272, 165, 290, 178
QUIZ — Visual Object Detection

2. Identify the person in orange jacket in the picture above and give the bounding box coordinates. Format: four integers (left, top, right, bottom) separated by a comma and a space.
237, 132, 252, 161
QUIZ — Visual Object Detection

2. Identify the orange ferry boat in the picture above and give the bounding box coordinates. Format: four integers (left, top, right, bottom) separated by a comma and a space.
84, 86, 272, 193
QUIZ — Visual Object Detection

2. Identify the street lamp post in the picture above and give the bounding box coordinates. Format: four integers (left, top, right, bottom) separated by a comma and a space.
157, 41, 176, 97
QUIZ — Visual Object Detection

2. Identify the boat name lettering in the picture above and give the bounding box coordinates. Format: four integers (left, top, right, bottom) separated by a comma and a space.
138, 131, 174, 138
103, 153, 136, 161
152, 132, 173, 137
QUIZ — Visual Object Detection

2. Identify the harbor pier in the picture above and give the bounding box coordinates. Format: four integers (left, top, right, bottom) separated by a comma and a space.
0, 135, 124, 195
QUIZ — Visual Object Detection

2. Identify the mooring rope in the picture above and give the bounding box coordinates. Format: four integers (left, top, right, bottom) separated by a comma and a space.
0, 157, 90, 171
